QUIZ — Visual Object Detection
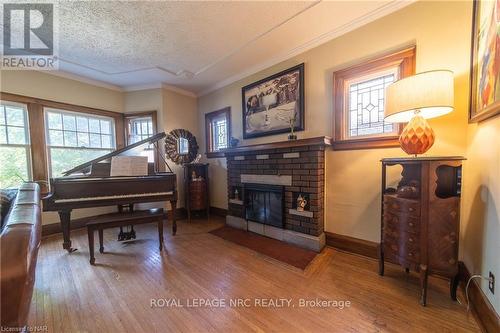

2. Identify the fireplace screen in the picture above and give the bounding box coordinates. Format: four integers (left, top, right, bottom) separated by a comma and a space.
244, 184, 284, 228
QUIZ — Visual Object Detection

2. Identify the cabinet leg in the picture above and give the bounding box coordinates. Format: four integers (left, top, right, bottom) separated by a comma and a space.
378, 245, 384, 276
405, 268, 410, 274
419, 264, 428, 306
450, 273, 459, 301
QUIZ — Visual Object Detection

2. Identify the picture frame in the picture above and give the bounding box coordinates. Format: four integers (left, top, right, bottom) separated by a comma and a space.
241, 63, 305, 139
469, 0, 500, 122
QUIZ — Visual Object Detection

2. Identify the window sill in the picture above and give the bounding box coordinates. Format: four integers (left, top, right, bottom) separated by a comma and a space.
332, 136, 400, 150
206, 151, 225, 158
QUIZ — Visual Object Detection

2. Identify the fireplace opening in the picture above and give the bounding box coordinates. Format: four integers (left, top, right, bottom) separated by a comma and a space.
244, 184, 284, 228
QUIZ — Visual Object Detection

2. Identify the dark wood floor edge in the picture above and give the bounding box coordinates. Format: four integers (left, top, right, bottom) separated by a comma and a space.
210, 206, 228, 217
42, 208, 187, 237
458, 261, 500, 333
325, 232, 379, 259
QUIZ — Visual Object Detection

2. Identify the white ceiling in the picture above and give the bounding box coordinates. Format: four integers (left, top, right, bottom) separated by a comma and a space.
49, 0, 413, 95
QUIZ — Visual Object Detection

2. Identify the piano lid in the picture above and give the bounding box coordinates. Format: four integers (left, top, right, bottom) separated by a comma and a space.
62, 132, 171, 176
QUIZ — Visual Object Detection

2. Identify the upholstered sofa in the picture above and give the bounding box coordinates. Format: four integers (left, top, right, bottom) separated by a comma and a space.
0, 183, 41, 329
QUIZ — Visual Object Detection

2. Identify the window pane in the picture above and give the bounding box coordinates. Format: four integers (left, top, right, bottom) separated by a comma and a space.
63, 114, 76, 131
0, 107, 5, 125
347, 73, 396, 138
0, 146, 29, 188
100, 120, 111, 134
141, 121, 148, 135
47, 112, 62, 129
7, 126, 27, 144
6, 107, 25, 126
77, 132, 89, 147
89, 133, 101, 147
64, 131, 77, 147
49, 129, 64, 146
76, 116, 88, 132
49, 147, 112, 178
89, 119, 100, 133
0, 125, 6, 144
101, 134, 111, 148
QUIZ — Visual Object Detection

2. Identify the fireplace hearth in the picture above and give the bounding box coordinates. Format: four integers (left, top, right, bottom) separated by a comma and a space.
244, 184, 284, 228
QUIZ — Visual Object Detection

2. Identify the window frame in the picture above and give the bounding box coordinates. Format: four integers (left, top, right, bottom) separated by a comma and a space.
0, 92, 126, 193
205, 107, 231, 158
0, 101, 33, 186
332, 46, 416, 150
44, 108, 117, 179
124, 111, 161, 171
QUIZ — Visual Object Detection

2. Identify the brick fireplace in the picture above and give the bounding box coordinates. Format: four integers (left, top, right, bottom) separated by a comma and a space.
224, 137, 331, 252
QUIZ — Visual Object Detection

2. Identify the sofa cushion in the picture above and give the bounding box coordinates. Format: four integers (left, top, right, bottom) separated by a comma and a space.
1, 189, 17, 230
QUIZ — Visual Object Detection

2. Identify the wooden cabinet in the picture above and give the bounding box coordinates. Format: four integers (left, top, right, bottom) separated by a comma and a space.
183, 163, 209, 221
379, 157, 464, 306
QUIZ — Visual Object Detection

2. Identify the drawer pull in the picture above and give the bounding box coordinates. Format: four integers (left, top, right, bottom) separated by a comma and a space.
408, 237, 414, 243
409, 222, 414, 227
409, 208, 414, 212
408, 252, 413, 257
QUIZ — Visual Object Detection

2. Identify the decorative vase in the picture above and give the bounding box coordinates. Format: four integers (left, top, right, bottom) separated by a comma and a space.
229, 137, 239, 148
399, 114, 435, 156
288, 134, 297, 140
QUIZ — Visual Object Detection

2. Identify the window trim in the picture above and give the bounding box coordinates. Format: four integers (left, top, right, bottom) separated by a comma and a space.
332, 46, 416, 150
205, 107, 231, 158
0, 92, 126, 193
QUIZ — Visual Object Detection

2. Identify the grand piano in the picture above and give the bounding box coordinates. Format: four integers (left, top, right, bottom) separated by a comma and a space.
43, 132, 177, 252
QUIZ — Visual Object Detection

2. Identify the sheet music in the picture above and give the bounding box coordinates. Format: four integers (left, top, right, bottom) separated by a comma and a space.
110, 156, 148, 176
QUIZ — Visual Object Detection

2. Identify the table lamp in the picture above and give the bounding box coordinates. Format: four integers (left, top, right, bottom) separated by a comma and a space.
385, 70, 454, 156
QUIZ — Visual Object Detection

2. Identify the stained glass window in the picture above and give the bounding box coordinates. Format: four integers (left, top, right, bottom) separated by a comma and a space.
347, 72, 397, 138
205, 107, 231, 157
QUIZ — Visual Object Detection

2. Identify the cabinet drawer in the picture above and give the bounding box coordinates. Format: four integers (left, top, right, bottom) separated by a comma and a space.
383, 212, 420, 234
383, 195, 420, 217
383, 240, 420, 264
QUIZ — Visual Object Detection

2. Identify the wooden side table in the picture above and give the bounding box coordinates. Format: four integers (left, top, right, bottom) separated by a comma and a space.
379, 156, 465, 306
183, 163, 210, 221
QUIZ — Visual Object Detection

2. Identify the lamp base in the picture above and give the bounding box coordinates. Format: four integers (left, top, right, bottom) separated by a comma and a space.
399, 114, 435, 155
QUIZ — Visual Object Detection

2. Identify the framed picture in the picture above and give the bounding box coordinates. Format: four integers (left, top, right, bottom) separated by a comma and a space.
469, 0, 500, 122
242, 63, 304, 139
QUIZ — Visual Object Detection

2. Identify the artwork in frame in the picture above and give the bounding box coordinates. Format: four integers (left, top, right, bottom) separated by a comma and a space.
242, 63, 304, 139
469, 0, 500, 122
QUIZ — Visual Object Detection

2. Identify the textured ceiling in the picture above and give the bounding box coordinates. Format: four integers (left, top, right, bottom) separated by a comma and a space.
48, 0, 412, 94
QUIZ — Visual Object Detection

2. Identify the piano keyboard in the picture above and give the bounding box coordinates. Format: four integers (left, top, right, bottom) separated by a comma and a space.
54, 191, 174, 203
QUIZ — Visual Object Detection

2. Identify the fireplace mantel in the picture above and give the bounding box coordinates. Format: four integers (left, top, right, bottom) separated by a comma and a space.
223, 136, 332, 155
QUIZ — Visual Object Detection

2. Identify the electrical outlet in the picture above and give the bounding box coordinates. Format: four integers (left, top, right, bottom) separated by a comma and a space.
489, 272, 495, 294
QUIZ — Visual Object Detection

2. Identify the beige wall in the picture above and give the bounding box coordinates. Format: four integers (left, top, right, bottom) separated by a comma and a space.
163, 89, 199, 209
198, 0, 498, 312
0, 71, 124, 112
462, 119, 500, 312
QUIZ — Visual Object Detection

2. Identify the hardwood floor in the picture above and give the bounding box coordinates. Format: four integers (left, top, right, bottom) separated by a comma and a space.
29, 217, 480, 332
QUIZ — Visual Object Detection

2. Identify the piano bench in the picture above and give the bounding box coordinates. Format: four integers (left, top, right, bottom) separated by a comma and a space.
86, 208, 164, 265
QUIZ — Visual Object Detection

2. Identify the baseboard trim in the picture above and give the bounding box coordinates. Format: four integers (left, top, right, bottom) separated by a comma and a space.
458, 262, 500, 333
325, 232, 379, 259
42, 208, 187, 237
210, 206, 228, 217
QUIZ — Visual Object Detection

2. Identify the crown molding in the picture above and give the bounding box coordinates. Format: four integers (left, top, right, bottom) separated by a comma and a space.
42, 70, 123, 91
122, 83, 163, 92
198, 0, 414, 97
161, 84, 197, 98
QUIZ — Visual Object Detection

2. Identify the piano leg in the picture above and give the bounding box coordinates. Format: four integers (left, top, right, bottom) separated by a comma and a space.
170, 199, 177, 235
58, 210, 76, 253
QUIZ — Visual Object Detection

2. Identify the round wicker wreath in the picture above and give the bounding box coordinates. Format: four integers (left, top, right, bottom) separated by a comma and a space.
165, 129, 199, 165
